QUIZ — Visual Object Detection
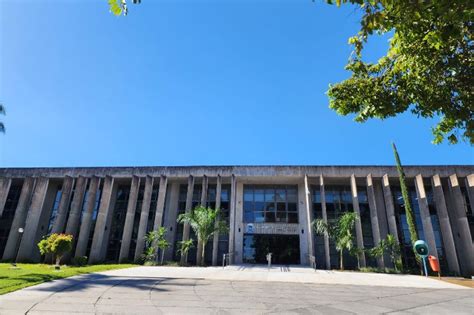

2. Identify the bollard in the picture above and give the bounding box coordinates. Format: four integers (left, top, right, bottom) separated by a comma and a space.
266, 253, 272, 270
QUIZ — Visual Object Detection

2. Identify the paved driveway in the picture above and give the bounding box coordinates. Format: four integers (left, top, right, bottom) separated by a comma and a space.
1, 266, 472, 314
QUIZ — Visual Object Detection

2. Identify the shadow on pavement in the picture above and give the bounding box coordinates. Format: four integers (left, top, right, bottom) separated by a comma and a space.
21, 273, 205, 294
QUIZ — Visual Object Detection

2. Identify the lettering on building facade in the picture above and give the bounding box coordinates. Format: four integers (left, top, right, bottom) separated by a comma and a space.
245, 223, 299, 235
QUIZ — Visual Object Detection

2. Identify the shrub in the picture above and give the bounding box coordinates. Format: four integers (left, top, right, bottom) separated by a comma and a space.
71, 256, 88, 267
50, 234, 73, 266
359, 267, 401, 274
37, 233, 73, 266
135, 255, 146, 265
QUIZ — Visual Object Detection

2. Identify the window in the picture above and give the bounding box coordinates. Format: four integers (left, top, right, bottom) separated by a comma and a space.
243, 185, 298, 224
174, 183, 231, 265
0, 184, 22, 257
47, 186, 63, 234
106, 185, 130, 261
311, 185, 358, 269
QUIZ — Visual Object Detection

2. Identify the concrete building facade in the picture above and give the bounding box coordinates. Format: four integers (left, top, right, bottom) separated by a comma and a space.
0, 166, 472, 276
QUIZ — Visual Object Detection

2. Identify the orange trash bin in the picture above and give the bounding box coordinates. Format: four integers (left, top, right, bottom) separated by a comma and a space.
428, 255, 440, 276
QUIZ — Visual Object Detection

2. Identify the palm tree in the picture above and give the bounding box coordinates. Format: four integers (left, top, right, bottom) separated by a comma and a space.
0, 103, 6, 133
313, 212, 358, 271
368, 234, 402, 271
152, 227, 170, 265
177, 239, 194, 265
177, 206, 228, 266
143, 230, 160, 264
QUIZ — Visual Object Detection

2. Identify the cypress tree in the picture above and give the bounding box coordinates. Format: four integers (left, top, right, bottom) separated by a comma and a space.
392, 143, 419, 252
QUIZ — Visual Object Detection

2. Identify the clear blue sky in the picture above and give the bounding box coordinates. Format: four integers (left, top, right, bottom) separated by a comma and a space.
1, 0, 472, 167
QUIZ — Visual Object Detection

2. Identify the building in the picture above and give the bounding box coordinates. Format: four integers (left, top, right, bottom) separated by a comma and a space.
0, 166, 473, 276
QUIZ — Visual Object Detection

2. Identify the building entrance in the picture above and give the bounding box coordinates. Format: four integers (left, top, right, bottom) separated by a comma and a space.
243, 234, 300, 265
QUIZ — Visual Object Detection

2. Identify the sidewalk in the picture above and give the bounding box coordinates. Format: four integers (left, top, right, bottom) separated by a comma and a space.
105, 265, 469, 289
1, 265, 471, 314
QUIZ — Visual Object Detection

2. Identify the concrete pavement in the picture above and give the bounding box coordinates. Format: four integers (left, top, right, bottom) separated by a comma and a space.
1, 265, 472, 314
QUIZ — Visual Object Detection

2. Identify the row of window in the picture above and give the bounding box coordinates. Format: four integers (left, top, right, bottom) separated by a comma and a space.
174, 184, 231, 264
106, 182, 163, 262
244, 186, 298, 223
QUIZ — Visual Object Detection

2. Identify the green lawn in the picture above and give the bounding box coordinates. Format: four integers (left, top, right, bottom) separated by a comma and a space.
0, 263, 136, 295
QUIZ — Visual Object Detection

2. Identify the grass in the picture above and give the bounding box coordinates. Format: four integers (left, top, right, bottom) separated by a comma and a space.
0, 263, 136, 295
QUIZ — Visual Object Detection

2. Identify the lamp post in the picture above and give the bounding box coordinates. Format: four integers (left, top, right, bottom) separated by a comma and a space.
12, 227, 24, 267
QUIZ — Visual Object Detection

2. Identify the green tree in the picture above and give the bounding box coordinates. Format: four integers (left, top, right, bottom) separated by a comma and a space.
393, 143, 419, 255
155, 227, 171, 265
108, 0, 140, 16
368, 234, 402, 271
48, 234, 73, 266
177, 206, 228, 266
142, 228, 168, 265
177, 239, 194, 265
313, 211, 358, 270
157, 238, 170, 265
37, 234, 61, 264
349, 246, 365, 270
0, 103, 5, 133
326, 1, 473, 145
37, 237, 52, 262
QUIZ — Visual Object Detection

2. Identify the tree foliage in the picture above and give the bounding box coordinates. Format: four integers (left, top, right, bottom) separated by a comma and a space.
37, 237, 52, 257
142, 227, 169, 265
0, 103, 5, 133
326, 0, 473, 145
108, 0, 140, 16
177, 239, 194, 265
368, 234, 402, 271
37, 233, 73, 266
177, 206, 228, 266
313, 211, 358, 270
393, 143, 420, 265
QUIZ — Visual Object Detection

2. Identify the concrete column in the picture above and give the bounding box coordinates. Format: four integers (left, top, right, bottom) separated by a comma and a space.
298, 175, 313, 265
75, 176, 100, 258
134, 175, 154, 261
431, 175, 460, 274
350, 174, 366, 268
414, 175, 439, 259
196, 175, 209, 265
303, 175, 315, 263
89, 176, 114, 264
465, 174, 474, 215
234, 181, 244, 264
2, 177, 35, 260
367, 174, 384, 268
382, 175, 400, 242
374, 179, 391, 267
320, 175, 331, 269
212, 175, 222, 266
63, 176, 87, 262
374, 181, 389, 240
153, 175, 168, 230
101, 182, 119, 257
163, 182, 179, 261
17, 177, 50, 262
228, 174, 236, 264
0, 177, 12, 218
65, 176, 87, 238
50, 176, 74, 234
119, 176, 140, 263
180, 175, 195, 265
200, 175, 208, 206
448, 174, 474, 276
33, 181, 57, 262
